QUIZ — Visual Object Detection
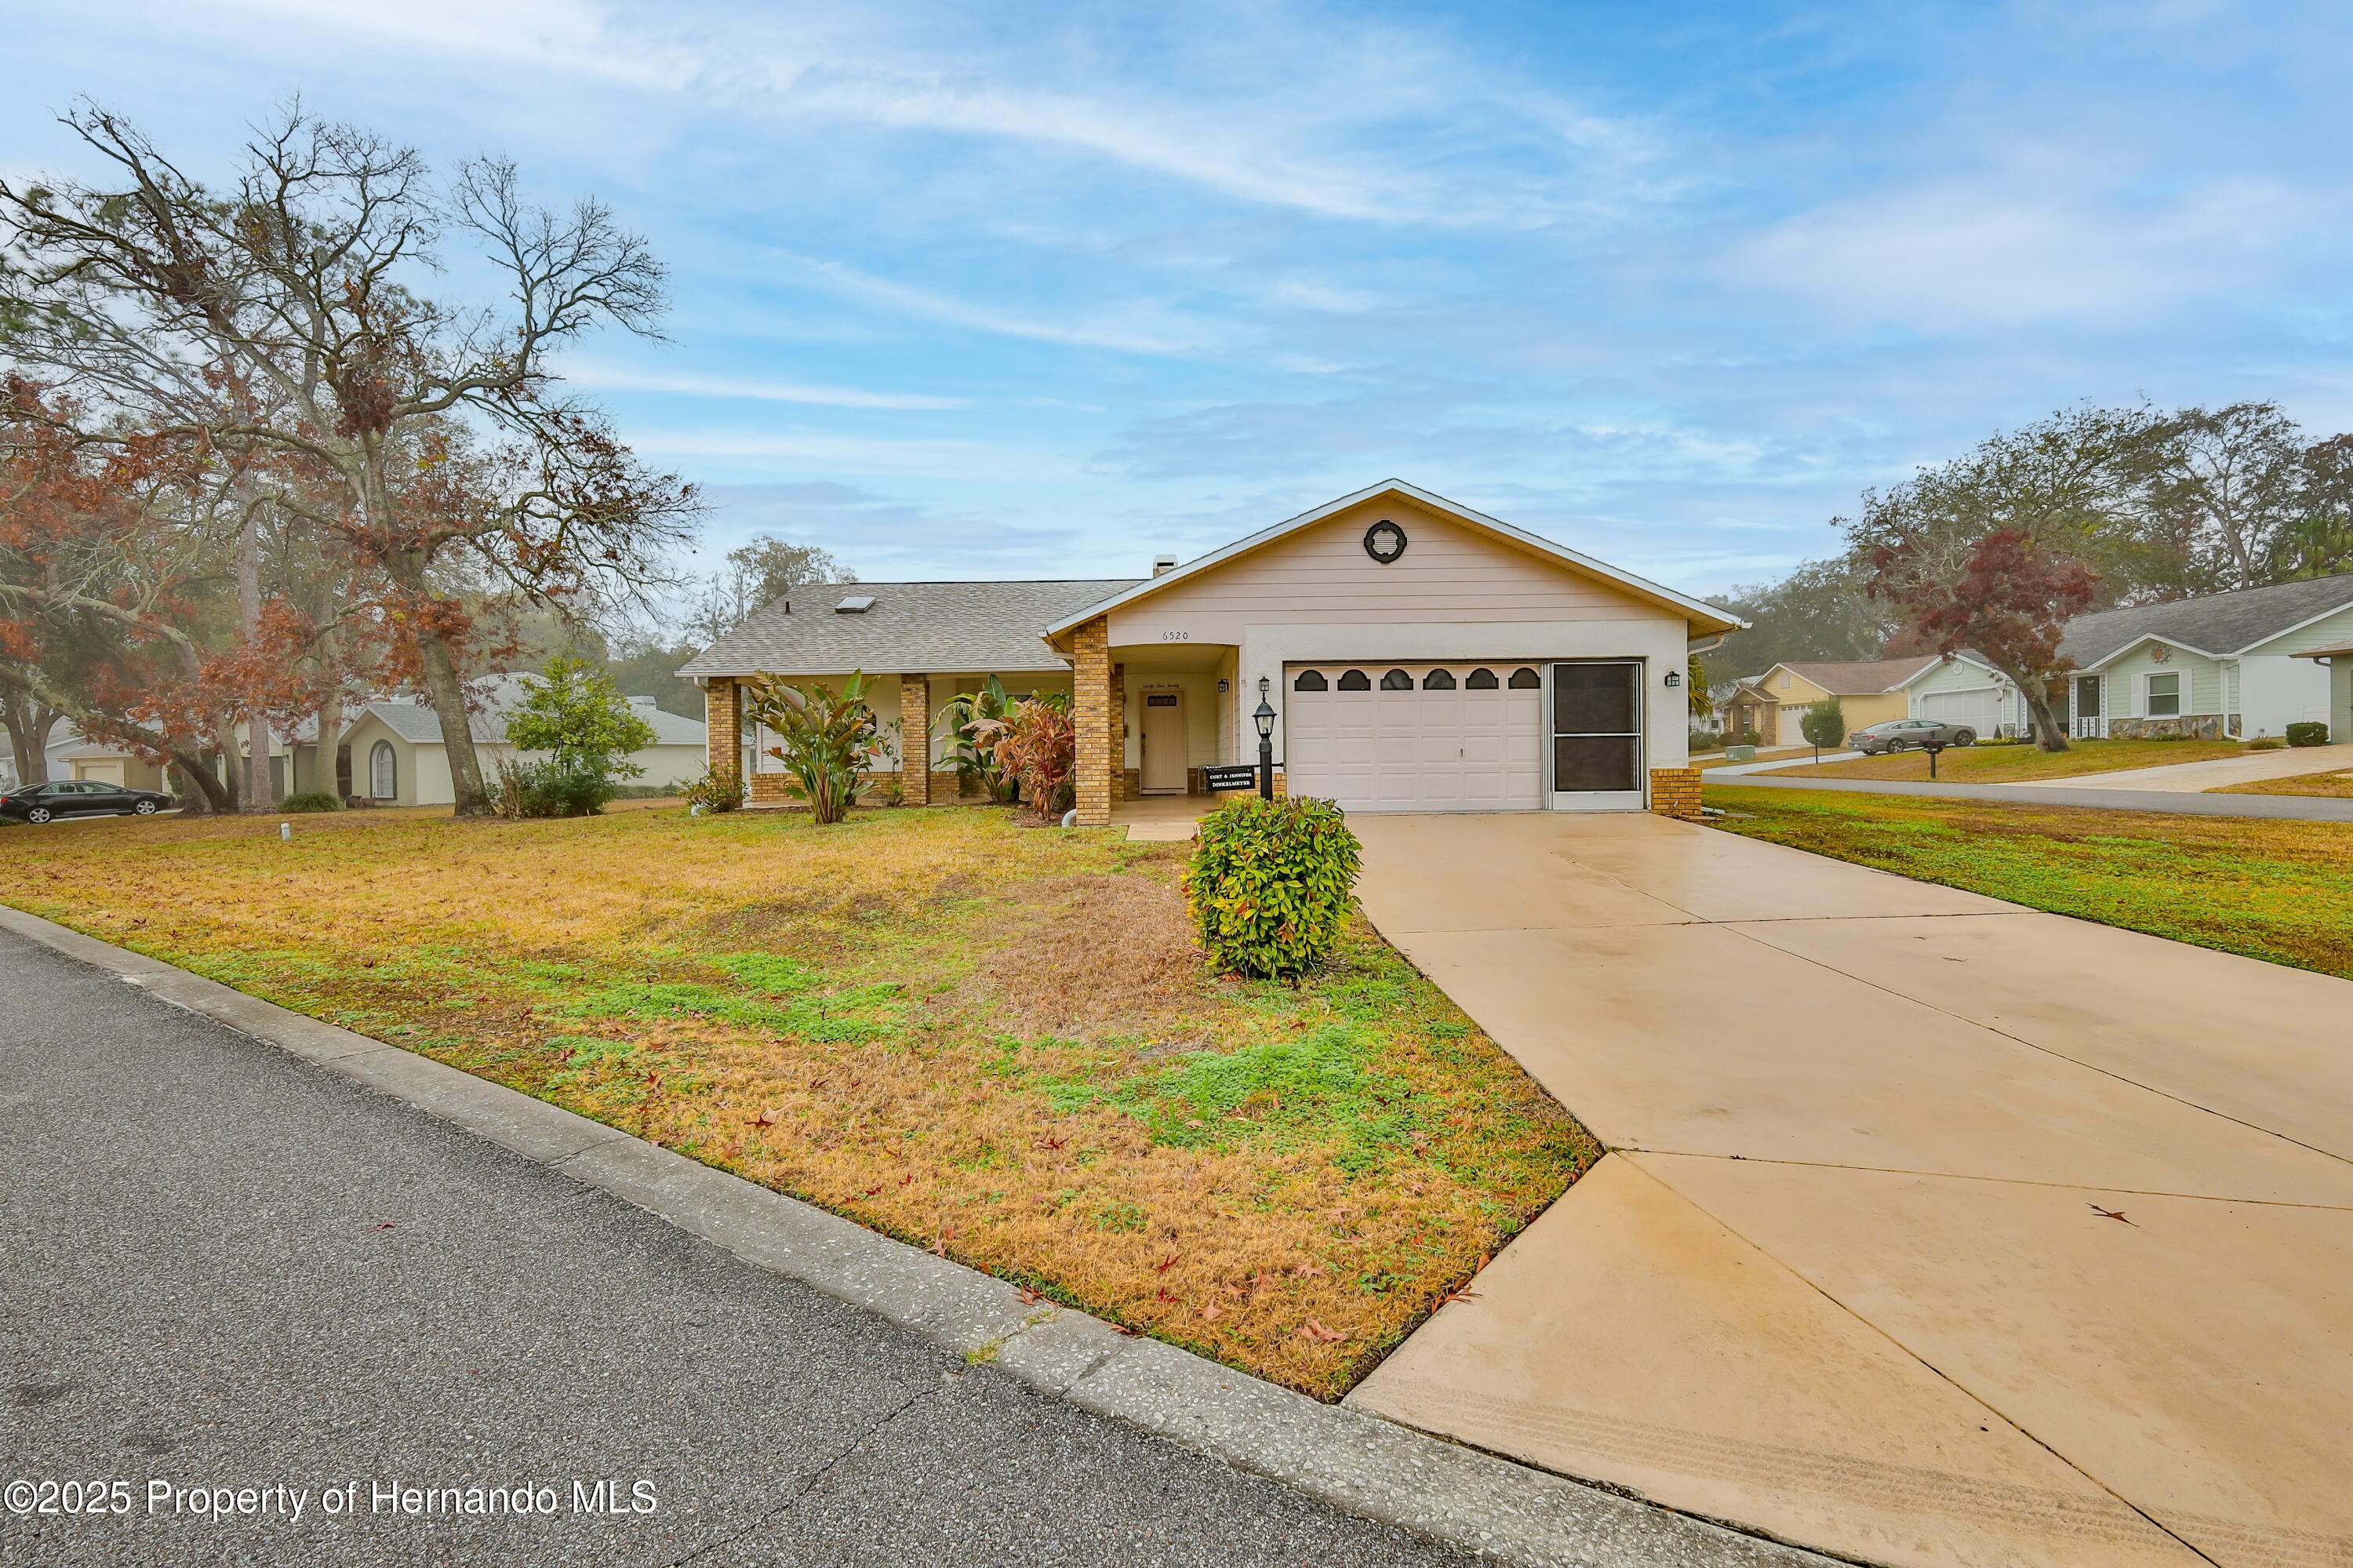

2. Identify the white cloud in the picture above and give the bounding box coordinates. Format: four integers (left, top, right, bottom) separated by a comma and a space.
564, 362, 967, 410
768, 251, 1237, 357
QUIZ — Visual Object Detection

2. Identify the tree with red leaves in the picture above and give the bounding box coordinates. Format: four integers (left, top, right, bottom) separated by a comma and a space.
1867, 526, 2098, 751
1, 103, 697, 816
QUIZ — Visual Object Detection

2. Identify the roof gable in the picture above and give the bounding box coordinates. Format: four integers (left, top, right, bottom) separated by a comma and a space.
1768, 655, 1943, 694
2061, 573, 2353, 668
1042, 480, 1744, 640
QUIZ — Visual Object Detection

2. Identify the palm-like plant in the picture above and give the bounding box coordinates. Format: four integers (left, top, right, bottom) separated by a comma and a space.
745, 671, 885, 824
967, 696, 1076, 821
936, 675, 1017, 802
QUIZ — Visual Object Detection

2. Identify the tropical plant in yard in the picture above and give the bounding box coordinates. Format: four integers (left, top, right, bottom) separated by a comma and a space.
1184, 795, 1363, 980
936, 675, 1019, 802
969, 694, 1075, 820
745, 671, 884, 824
1799, 697, 1846, 762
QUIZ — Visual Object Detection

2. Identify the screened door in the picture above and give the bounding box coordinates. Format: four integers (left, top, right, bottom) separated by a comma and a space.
1548, 661, 1645, 810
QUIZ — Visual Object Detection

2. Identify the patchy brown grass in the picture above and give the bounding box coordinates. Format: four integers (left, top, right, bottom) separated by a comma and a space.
0, 802, 1592, 1397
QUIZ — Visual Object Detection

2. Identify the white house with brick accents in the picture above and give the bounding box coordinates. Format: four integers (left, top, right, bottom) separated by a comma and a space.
679, 481, 1744, 823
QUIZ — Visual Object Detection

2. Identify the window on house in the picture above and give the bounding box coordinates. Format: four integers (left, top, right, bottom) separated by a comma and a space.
1292, 669, 1328, 691
2147, 671, 2181, 718
1422, 668, 1457, 689
369, 740, 397, 799
1465, 668, 1498, 689
1777, 671, 1791, 689
1507, 667, 1541, 689
1337, 669, 1370, 691
1380, 668, 1413, 690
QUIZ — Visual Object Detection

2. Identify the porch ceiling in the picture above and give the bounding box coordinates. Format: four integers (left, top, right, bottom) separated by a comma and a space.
1109, 641, 1233, 673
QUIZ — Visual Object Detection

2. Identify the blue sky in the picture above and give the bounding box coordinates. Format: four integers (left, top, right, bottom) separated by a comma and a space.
9, 1, 2353, 601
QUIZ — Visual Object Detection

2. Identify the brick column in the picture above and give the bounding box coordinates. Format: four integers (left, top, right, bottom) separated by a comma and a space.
1648, 766, 1702, 820
899, 673, 931, 806
704, 678, 739, 778
1072, 616, 1114, 826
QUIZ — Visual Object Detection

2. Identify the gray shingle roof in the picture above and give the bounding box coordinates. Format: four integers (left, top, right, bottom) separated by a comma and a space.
348, 675, 707, 747
677, 580, 1144, 678
2060, 573, 2353, 666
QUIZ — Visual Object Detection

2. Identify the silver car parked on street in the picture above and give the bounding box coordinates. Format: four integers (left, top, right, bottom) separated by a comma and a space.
1848, 716, 1979, 754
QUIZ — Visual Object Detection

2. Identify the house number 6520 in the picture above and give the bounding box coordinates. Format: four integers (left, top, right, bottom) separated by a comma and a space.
1161, 631, 1190, 641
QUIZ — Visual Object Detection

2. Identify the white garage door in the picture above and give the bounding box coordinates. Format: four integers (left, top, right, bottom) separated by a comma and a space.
1283, 663, 1544, 813
1918, 686, 2002, 737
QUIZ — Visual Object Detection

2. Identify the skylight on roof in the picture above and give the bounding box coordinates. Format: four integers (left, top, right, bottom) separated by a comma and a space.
835, 594, 877, 614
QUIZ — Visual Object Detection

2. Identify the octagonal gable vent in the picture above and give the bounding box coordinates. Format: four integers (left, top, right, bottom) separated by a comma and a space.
835, 594, 878, 614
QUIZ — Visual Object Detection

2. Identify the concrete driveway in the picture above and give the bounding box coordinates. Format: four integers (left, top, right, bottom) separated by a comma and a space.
1343, 813, 2353, 1568
2009, 739, 2353, 793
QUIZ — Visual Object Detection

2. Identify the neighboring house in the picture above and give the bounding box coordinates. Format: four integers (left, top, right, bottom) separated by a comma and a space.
680, 479, 1744, 820
1900, 573, 2353, 740
2, 723, 92, 791
340, 676, 707, 807
1721, 657, 1944, 747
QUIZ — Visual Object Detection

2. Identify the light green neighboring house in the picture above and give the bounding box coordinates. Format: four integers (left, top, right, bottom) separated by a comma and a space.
1901, 573, 2353, 741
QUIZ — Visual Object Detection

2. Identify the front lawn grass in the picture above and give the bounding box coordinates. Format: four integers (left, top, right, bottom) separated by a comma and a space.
2214, 767, 2353, 799
1791, 736, 2246, 783
0, 804, 1595, 1397
1706, 785, 2353, 978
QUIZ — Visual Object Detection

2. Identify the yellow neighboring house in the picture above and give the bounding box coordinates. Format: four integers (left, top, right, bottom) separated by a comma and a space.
1721, 657, 1942, 748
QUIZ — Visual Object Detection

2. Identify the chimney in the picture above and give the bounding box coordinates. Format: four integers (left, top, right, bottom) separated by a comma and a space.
1152, 554, 1178, 577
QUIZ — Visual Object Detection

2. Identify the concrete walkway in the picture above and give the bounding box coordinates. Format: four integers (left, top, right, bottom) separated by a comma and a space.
1711, 770, 2353, 820
1344, 813, 2353, 1568
2012, 740, 2353, 794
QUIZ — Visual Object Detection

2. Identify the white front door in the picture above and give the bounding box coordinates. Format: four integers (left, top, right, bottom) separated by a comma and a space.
1140, 689, 1187, 792
1547, 660, 1646, 810
1282, 664, 1543, 813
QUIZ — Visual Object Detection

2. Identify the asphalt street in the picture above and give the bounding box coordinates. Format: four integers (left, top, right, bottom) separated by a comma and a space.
0, 926, 1468, 1568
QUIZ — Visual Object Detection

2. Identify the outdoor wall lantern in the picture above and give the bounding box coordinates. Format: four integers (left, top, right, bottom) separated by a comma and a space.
1253, 677, 1277, 800
1664, 669, 1683, 689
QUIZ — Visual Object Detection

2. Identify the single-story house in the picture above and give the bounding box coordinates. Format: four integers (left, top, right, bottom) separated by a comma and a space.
679, 480, 1746, 821
340, 676, 708, 807
1719, 656, 1944, 747
1900, 573, 2353, 740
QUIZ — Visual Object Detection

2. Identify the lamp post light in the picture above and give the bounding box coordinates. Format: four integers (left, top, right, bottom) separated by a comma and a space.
1253, 675, 1277, 800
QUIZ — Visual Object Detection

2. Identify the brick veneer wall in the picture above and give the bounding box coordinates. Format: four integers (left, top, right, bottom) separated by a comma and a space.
1072, 616, 1114, 826
1649, 766, 1702, 820
1109, 662, 1127, 803
900, 673, 930, 807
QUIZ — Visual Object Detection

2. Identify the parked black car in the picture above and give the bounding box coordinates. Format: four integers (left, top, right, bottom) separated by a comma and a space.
0, 780, 175, 824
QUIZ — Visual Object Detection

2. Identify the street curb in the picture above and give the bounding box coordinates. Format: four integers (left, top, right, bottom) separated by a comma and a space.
0, 902, 1836, 1568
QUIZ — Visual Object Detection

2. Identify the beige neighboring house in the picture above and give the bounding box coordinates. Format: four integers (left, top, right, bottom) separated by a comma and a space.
340, 675, 708, 807
1720, 656, 1945, 747
679, 479, 1745, 822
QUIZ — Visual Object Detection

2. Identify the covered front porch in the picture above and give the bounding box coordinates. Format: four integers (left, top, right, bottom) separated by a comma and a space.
1071, 618, 1257, 826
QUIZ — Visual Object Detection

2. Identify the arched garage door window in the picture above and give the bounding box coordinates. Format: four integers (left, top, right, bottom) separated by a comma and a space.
369, 740, 397, 800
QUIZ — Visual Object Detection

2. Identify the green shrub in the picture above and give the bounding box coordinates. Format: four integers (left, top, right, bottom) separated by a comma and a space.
1184, 795, 1363, 980
487, 755, 613, 818
1799, 697, 1846, 755
2286, 721, 2330, 748
2246, 736, 2286, 751
681, 765, 744, 813
278, 791, 341, 813
745, 671, 886, 824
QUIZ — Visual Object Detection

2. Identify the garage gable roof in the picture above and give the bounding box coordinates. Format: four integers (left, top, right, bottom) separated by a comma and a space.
1765, 656, 1942, 695
1041, 480, 1746, 640
1890, 652, 2006, 689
